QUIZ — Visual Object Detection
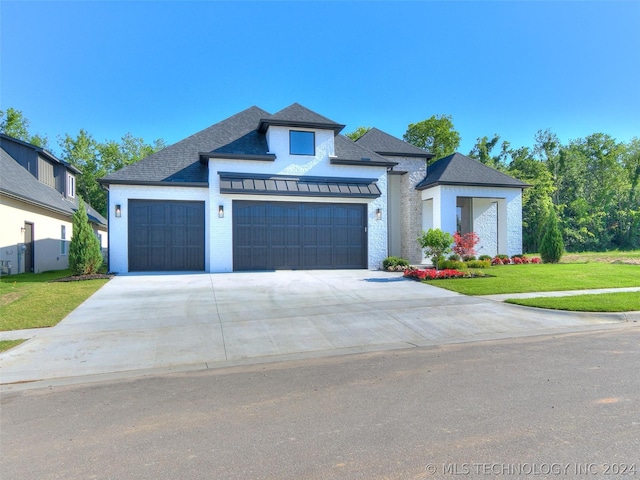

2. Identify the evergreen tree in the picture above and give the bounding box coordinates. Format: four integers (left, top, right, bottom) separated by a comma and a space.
540, 208, 564, 264
69, 198, 104, 275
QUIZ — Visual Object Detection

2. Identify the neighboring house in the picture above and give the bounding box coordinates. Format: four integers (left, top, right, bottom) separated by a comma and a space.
0, 134, 108, 275
99, 103, 528, 273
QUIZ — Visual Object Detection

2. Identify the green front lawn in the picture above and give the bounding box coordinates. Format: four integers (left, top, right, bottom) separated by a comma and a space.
425, 263, 640, 296
506, 292, 640, 312
0, 270, 109, 331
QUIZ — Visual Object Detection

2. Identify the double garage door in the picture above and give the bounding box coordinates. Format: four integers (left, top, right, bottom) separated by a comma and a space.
233, 201, 367, 271
128, 200, 205, 272
127, 200, 367, 271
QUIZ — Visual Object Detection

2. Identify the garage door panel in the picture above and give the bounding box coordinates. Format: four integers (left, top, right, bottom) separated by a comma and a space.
233, 201, 366, 271
129, 200, 204, 272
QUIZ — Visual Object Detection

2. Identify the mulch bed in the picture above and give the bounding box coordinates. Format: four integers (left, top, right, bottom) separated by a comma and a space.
49, 273, 114, 282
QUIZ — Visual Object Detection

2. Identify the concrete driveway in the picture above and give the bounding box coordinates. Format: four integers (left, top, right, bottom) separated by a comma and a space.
0, 270, 626, 387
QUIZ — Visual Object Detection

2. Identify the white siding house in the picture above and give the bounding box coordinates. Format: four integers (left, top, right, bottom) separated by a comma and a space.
100, 104, 527, 273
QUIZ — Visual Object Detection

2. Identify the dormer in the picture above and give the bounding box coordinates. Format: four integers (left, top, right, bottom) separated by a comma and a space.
257, 103, 345, 162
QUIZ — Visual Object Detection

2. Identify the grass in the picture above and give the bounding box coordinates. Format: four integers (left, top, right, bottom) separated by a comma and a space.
506, 292, 640, 312
0, 270, 109, 332
0, 339, 26, 353
561, 250, 640, 265
420, 251, 640, 312
425, 263, 640, 296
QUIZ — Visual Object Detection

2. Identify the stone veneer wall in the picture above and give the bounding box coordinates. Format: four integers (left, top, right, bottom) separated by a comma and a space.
387, 156, 427, 264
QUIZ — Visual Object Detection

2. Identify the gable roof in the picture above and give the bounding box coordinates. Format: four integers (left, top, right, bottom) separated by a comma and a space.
0, 133, 81, 174
0, 147, 107, 226
415, 152, 530, 190
356, 127, 434, 159
258, 103, 345, 134
101, 106, 270, 185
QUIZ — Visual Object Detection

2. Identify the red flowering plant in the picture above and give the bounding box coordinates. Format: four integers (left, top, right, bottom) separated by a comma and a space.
452, 232, 480, 261
404, 268, 471, 280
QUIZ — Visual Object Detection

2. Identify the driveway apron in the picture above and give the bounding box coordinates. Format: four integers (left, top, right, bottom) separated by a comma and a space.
0, 270, 624, 385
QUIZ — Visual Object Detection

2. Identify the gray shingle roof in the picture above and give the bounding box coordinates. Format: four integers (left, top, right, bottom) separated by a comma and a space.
356, 127, 433, 159
218, 172, 381, 198
258, 103, 345, 134
1, 147, 107, 226
100, 106, 270, 185
332, 135, 397, 167
415, 152, 530, 190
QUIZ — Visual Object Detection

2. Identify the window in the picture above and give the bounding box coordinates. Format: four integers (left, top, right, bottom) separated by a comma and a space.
290, 130, 315, 155
61, 225, 67, 255
67, 174, 75, 198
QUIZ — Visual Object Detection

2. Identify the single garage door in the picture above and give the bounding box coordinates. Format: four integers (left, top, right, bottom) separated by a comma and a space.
233, 201, 367, 271
128, 200, 205, 272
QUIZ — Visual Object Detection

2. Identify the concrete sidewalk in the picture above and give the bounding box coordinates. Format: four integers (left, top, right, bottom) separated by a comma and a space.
0, 270, 635, 388
480, 286, 640, 302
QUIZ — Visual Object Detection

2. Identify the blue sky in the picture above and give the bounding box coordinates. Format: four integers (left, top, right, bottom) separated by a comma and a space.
2, 1, 638, 157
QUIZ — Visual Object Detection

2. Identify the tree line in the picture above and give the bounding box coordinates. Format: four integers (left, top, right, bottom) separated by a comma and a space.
3, 108, 638, 252
348, 116, 639, 253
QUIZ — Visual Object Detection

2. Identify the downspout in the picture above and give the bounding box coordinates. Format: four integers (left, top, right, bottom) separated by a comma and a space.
492, 201, 500, 255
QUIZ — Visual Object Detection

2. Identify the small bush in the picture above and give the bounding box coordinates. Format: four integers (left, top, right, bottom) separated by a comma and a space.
478, 254, 492, 261
540, 208, 564, 263
448, 253, 461, 261
383, 256, 409, 271
462, 255, 476, 262
466, 259, 490, 269
438, 259, 468, 270
69, 198, 104, 275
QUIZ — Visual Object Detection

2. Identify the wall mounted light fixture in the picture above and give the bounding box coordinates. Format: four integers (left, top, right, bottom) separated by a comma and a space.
376, 208, 382, 220
115, 204, 121, 218
218, 205, 224, 218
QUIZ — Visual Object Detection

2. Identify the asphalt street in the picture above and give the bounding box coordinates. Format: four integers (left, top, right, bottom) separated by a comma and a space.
1, 324, 639, 480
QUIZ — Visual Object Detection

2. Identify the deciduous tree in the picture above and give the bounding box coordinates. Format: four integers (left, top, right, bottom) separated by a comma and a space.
403, 114, 460, 162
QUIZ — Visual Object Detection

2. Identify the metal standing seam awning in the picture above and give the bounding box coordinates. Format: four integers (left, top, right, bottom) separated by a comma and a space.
218, 172, 381, 198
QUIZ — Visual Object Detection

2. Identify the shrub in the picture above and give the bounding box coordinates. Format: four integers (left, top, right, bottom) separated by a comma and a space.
492, 256, 511, 265
452, 232, 480, 259
448, 253, 461, 261
68, 198, 104, 275
540, 208, 564, 263
417, 229, 453, 270
438, 259, 468, 270
383, 256, 409, 271
478, 254, 492, 261
466, 259, 490, 269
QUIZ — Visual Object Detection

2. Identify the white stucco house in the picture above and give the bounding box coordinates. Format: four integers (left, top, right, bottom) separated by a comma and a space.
0, 134, 108, 275
99, 104, 528, 273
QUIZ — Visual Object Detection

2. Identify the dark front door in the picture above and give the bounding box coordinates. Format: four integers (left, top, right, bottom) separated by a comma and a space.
233, 201, 367, 271
128, 200, 205, 272
24, 222, 34, 273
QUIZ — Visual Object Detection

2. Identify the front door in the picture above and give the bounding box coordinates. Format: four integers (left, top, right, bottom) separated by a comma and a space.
24, 222, 34, 273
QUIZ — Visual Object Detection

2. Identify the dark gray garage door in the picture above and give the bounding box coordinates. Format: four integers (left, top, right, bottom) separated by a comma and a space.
128, 200, 205, 272
233, 201, 367, 271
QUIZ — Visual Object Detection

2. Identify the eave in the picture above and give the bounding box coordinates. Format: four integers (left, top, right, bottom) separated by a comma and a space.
330, 158, 397, 168
199, 152, 276, 164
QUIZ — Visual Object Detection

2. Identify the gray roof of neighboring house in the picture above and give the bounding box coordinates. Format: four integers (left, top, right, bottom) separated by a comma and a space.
415, 152, 530, 190
356, 127, 434, 159
0, 133, 82, 174
0, 147, 107, 226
